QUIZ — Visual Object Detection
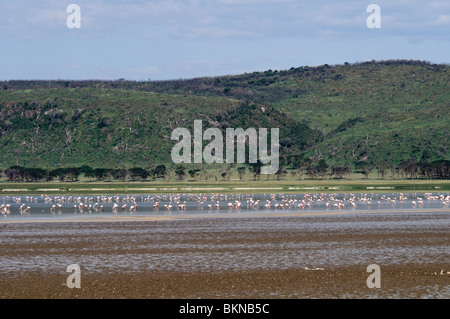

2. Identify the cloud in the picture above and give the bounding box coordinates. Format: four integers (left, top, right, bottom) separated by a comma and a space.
0, 0, 448, 80
433, 15, 450, 24
1, 0, 448, 41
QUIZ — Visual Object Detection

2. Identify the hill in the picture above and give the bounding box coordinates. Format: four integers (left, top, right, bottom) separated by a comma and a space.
1, 60, 449, 180
0, 87, 318, 169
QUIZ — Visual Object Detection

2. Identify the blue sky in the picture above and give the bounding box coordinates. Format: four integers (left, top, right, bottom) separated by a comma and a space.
0, 0, 448, 80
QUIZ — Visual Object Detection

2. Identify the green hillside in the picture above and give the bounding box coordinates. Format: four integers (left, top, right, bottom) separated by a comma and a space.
0, 88, 318, 169
1, 60, 449, 180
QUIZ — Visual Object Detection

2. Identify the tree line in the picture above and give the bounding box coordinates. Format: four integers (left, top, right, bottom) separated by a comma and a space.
1, 165, 168, 182
0, 158, 448, 183
282, 156, 450, 180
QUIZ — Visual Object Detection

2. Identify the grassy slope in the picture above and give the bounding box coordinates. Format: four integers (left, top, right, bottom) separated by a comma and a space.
274, 63, 450, 164
0, 88, 240, 168
0, 88, 318, 169
138, 61, 449, 166
1, 60, 449, 171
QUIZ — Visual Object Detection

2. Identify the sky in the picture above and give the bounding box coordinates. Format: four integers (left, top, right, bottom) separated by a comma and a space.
0, 0, 449, 81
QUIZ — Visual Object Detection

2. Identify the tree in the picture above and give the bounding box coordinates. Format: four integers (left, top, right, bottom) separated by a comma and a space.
111, 169, 128, 181
306, 164, 317, 179
275, 166, 287, 180
188, 169, 201, 180
21, 168, 47, 182
80, 165, 95, 181
237, 166, 246, 180
49, 168, 68, 182
355, 161, 373, 180
66, 167, 81, 182
175, 165, 186, 181
430, 160, 449, 179
289, 154, 310, 180
153, 165, 167, 179
84, 169, 95, 181
5, 166, 22, 181
401, 159, 418, 179
94, 168, 108, 181
317, 159, 329, 179
376, 160, 389, 180
420, 161, 432, 179
249, 161, 263, 180
346, 163, 353, 179
128, 167, 149, 181
331, 166, 348, 179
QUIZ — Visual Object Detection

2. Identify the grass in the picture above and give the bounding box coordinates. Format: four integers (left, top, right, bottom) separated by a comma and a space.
1, 179, 449, 195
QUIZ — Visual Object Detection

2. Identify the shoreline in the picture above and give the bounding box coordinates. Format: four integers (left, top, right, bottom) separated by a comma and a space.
0, 180, 449, 195
0, 208, 449, 224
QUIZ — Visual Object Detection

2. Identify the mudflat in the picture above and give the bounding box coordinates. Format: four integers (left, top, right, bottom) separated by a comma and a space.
0, 212, 449, 299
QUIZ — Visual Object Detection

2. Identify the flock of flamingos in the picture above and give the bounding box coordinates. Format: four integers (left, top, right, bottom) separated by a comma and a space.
1, 192, 449, 217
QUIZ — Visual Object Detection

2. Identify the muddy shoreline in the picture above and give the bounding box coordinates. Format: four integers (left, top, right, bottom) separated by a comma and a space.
1, 264, 448, 299
1, 213, 449, 299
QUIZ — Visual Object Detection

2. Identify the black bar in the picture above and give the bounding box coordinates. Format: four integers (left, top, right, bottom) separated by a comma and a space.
1, 299, 445, 318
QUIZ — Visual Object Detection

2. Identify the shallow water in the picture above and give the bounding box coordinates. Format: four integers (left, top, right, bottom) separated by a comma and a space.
0, 203, 449, 273
0, 192, 449, 222
0, 192, 449, 298
1, 212, 449, 273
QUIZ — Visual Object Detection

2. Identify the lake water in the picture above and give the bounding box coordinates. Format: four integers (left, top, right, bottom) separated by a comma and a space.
0, 192, 449, 298
1, 192, 449, 222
